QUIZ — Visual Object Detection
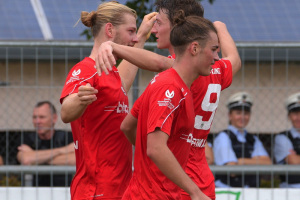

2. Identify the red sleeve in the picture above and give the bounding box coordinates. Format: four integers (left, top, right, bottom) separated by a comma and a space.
218, 59, 233, 90
147, 84, 184, 136
60, 63, 97, 104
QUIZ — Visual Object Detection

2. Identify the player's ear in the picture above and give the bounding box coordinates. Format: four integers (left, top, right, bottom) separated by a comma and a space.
189, 41, 199, 56
105, 23, 115, 39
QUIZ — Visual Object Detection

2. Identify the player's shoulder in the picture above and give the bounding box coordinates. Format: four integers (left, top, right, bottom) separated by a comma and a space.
148, 69, 188, 97
70, 57, 96, 74
150, 68, 180, 86
67, 58, 97, 80
213, 58, 231, 68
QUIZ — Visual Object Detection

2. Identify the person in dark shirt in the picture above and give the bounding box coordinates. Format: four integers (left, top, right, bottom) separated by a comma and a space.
17, 101, 75, 186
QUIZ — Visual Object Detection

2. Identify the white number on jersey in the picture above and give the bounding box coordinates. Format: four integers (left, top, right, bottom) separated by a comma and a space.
194, 84, 221, 130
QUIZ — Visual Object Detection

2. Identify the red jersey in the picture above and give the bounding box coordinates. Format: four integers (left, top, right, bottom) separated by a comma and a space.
186, 58, 232, 200
169, 54, 232, 199
123, 68, 195, 200
60, 57, 132, 200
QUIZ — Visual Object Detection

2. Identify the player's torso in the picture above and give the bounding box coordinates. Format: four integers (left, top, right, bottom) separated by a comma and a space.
131, 69, 195, 200
66, 60, 132, 199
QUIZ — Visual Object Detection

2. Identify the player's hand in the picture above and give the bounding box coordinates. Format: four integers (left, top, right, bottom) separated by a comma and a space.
95, 41, 116, 76
137, 12, 158, 41
77, 83, 98, 105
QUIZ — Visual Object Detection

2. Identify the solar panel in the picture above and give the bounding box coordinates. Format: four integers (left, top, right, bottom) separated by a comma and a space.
0, 0, 299, 41
0, 0, 43, 40
201, 0, 300, 42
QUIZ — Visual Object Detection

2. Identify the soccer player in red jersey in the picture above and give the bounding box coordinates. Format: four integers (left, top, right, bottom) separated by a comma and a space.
121, 12, 219, 199
96, 1, 240, 199
60, 2, 157, 200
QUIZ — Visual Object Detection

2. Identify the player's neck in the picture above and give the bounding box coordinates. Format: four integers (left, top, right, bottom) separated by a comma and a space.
168, 46, 175, 57
173, 60, 198, 88
89, 38, 108, 60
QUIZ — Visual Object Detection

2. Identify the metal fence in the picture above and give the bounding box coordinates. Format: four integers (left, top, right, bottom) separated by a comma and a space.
0, 41, 299, 199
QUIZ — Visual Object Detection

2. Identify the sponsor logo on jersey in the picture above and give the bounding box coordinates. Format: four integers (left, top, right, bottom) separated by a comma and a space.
117, 101, 129, 114
158, 99, 170, 107
157, 98, 175, 109
210, 68, 221, 75
72, 69, 81, 76
181, 133, 206, 148
66, 77, 80, 85
165, 90, 174, 98
66, 69, 82, 85
104, 101, 129, 114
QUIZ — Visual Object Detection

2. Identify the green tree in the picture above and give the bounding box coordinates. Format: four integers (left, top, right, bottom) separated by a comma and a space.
81, 0, 215, 40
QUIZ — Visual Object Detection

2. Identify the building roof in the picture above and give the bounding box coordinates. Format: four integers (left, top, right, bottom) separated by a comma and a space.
1, 0, 299, 42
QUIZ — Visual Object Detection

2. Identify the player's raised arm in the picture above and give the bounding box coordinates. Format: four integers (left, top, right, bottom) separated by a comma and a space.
213, 21, 241, 76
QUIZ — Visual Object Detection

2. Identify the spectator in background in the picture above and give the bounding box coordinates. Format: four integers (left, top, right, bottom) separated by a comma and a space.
274, 92, 300, 188
0, 156, 3, 165
17, 101, 75, 186
213, 92, 272, 188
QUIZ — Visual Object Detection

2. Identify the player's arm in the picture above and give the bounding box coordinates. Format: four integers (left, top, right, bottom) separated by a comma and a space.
117, 12, 162, 93
61, 83, 97, 123
96, 41, 173, 93
213, 21, 241, 76
17, 144, 74, 165
147, 129, 210, 200
96, 12, 172, 93
100, 41, 173, 73
237, 156, 272, 165
120, 113, 137, 145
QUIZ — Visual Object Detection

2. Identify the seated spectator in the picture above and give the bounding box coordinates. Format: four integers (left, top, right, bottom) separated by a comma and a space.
0, 155, 3, 165
274, 92, 300, 188
17, 101, 75, 187
213, 92, 272, 188
205, 142, 214, 165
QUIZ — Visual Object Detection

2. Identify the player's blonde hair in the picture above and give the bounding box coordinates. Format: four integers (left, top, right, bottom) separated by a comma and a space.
81, 1, 137, 37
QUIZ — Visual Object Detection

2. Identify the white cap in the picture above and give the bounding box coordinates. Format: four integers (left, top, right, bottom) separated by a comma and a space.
227, 92, 253, 110
285, 92, 300, 112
